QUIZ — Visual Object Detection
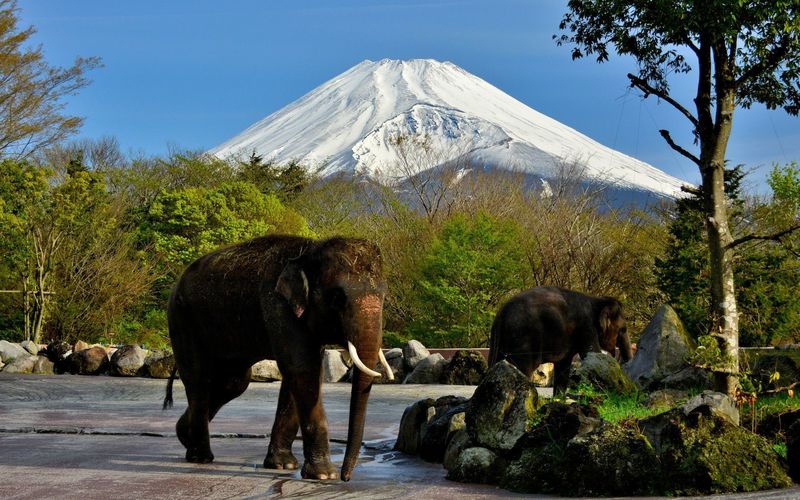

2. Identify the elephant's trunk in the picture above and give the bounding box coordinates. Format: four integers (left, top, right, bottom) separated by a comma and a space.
340, 293, 383, 481
618, 332, 634, 362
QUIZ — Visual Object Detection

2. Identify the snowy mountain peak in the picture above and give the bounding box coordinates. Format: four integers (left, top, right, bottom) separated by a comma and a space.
210, 58, 688, 198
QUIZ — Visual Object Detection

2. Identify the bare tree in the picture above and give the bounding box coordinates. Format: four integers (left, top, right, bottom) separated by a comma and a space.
0, 1, 101, 158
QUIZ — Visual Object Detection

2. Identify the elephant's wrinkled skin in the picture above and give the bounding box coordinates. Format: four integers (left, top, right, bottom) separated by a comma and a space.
163, 235, 390, 481
489, 286, 632, 393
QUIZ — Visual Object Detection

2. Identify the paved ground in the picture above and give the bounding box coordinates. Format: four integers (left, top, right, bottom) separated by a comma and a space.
2, 373, 799, 499
0, 373, 528, 499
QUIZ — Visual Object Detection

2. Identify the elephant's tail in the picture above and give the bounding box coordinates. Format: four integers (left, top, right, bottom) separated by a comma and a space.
163, 366, 178, 410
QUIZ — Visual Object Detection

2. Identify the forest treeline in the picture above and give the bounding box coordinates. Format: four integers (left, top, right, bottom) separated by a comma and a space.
1, 138, 798, 350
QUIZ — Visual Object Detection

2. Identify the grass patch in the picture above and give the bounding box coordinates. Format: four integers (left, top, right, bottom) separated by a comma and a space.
597, 391, 667, 423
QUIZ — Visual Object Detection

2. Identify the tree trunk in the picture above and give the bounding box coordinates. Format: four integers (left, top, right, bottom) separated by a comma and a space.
701, 161, 739, 396
701, 83, 739, 397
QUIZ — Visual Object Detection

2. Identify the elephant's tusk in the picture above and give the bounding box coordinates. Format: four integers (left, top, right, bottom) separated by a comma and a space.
348, 341, 381, 378
378, 349, 394, 381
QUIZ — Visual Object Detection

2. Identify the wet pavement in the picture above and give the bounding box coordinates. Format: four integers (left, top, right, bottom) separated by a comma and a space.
2, 373, 799, 499
0, 373, 526, 499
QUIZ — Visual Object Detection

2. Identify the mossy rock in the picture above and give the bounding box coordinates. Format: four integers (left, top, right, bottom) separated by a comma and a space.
562, 425, 662, 496
640, 409, 791, 495
569, 352, 637, 394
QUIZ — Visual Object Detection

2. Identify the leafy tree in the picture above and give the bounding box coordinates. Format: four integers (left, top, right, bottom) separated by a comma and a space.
237, 152, 310, 202
142, 181, 312, 281
408, 212, 528, 347
0, 0, 101, 158
557, 1, 800, 394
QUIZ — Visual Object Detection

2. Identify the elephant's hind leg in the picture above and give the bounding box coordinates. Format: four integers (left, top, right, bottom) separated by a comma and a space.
264, 380, 300, 471
178, 392, 214, 464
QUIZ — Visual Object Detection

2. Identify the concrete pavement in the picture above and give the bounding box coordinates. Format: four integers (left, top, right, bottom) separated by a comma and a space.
0, 373, 524, 499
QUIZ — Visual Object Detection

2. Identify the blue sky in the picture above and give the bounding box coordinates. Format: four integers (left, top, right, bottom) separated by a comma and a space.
17, 0, 800, 191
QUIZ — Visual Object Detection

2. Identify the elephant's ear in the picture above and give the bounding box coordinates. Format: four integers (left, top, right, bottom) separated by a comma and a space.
276, 261, 309, 318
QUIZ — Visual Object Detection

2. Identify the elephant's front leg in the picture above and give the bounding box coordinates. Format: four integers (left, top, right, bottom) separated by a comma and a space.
286, 372, 337, 480
553, 357, 572, 394
265, 381, 300, 471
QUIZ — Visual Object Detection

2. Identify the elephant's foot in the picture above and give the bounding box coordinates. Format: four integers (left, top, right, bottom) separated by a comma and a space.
264, 449, 299, 470
301, 459, 337, 480
186, 448, 214, 464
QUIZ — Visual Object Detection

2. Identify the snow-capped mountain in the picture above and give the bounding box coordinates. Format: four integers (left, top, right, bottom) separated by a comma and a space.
210, 59, 688, 198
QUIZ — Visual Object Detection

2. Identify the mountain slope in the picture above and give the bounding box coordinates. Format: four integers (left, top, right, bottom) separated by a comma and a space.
210, 59, 687, 198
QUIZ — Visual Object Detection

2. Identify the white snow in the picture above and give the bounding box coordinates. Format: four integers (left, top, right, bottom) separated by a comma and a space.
209, 58, 688, 197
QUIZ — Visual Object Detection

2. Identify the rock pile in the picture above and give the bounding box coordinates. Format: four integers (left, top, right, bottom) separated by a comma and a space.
0, 339, 490, 386
397, 361, 793, 496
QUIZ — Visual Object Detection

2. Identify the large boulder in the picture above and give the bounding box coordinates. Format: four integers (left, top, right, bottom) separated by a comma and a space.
465, 360, 539, 451
322, 349, 349, 383
639, 409, 790, 495
68, 346, 110, 375
404, 353, 447, 384
624, 304, 696, 389
0, 340, 28, 363
2, 355, 37, 374
569, 352, 637, 394
402, 340, 429, 371
659, 366, 713, 390
144, 350, 175, 379
439, 350, 487, 385
251, 359, 282, 382
110, 345, 148, 377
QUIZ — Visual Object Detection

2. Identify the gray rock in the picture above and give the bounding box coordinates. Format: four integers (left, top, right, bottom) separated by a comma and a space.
682, 390, 740, 426
322, 349, 349, 383
144, 350, 175, 378
21, 340, 41, 355
374, 348, 404, 384
402, 340, 430, 371
570, 352, 637, 394
466, 360, 538, 451
395, 398, 436, 455
623, 304, 695, 389
110, 345, 148, 377
32, 356, 54, 375
0, 340, 28, 363
251, 359, 282, 382
443, 428, 472, 472
446, 447, 504, 484
404, 353, 447, 384
3, 355, 37, 373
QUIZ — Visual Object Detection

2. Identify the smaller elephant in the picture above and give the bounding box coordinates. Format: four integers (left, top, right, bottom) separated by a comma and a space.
489, 286, 632, 392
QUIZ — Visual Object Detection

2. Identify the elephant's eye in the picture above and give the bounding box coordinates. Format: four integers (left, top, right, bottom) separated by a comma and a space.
325, 287, 347, 310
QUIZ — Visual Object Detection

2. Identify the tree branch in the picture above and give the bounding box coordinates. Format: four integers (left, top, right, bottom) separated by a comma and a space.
627, 73, 699, 128
680, 184, 703, 197
727, 223, 800, 249
736, 38, 791, 87
659, 129, 701, 166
